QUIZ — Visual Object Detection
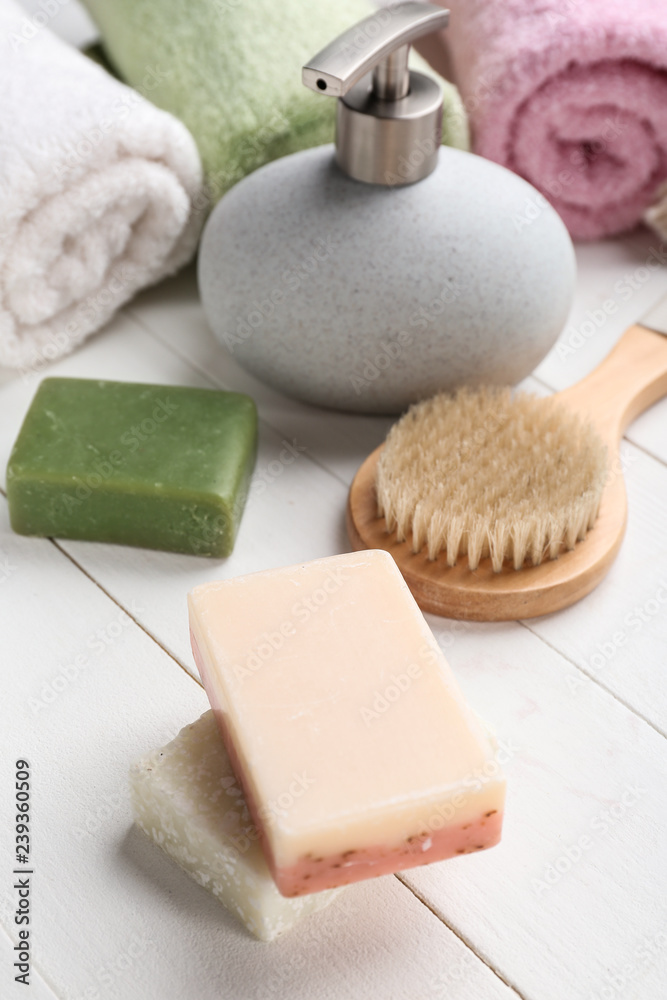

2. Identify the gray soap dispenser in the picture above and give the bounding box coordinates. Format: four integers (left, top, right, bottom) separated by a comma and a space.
198, 3, 576, 414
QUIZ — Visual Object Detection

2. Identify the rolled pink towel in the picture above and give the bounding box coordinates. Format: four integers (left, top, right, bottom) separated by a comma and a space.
426, 0, 667, 240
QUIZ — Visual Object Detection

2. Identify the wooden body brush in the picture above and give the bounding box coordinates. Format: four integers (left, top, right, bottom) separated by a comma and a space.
347, 296, 667, 621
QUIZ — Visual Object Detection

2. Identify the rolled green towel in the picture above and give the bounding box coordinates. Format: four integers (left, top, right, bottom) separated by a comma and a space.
80, 0, 469, 201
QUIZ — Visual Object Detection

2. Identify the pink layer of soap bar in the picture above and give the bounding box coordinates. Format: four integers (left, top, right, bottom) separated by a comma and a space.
275, 810, 504, 897
188, 552, 506, 897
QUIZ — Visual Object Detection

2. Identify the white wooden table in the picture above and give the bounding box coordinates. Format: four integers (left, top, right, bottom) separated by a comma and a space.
1, 231, 666, 1000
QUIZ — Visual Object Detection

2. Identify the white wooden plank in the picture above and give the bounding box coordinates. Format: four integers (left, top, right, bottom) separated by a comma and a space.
536, 231, 667, 389
0, 924, 60, 1000
526, 442, 667, 736
401, 615, 667, 1000
0, 496, 515, 1000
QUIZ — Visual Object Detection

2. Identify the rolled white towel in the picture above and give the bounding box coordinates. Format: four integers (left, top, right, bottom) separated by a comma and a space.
0, 0, 206, 371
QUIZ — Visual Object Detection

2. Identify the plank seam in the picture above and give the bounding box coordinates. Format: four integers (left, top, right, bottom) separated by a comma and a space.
49, 532, 203, 691
518, 620, 666, 740
395, 875, 531, 1000
0, 920, 63, 999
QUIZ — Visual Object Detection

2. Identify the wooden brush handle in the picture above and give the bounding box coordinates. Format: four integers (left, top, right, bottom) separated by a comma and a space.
558, 325, 667, 444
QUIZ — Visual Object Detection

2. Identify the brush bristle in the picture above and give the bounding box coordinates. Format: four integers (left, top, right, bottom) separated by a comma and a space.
375, 387, 608, 572
644, 182, 667, 241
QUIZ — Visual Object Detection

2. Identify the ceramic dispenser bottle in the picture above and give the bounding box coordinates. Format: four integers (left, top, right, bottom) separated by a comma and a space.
199, 3, 576, 414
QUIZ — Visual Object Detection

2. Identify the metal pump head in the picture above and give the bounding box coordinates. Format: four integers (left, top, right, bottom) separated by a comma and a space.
303, 3, 450, 186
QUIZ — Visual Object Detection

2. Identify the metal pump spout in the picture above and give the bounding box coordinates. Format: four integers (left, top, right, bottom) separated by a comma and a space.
303, 3, 450, 186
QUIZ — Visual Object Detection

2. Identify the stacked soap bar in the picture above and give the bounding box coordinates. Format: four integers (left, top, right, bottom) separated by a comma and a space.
188, 550, 505, 898
130, 711, 341, 941
6, 378, 257, 557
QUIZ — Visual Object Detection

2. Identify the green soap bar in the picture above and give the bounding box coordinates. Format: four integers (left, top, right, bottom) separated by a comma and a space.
6, 378, 258, 557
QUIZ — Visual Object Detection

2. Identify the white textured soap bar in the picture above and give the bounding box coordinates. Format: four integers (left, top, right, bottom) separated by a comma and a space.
129, 711, 341, 941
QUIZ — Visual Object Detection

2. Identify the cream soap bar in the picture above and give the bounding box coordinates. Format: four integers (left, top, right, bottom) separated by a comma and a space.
188, 550, 505, 898
129, 712, 341, 940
